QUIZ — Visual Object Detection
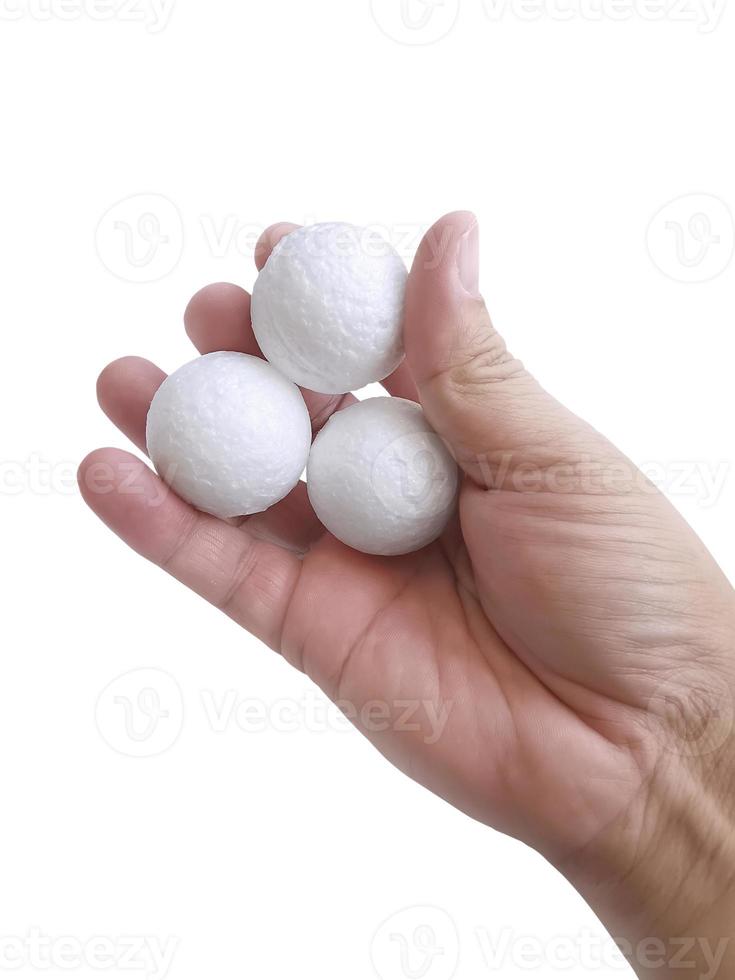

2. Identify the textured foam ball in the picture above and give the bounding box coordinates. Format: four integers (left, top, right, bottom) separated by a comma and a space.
307, 398, 459, 556
251, 222, 408, 394
146, 351, 312, 520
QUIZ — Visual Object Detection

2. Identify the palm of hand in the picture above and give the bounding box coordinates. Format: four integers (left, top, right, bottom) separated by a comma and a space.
285, 472, 704, 865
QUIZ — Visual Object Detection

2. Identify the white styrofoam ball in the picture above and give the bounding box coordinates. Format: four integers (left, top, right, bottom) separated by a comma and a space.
251, 222, 408, 394
146, 351, 312, 519
307, 397, 459, 556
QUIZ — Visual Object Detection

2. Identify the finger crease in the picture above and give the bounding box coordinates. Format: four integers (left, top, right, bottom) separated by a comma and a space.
218, 537, 261, 613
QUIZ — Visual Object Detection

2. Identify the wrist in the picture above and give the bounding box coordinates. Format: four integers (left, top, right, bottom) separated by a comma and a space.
558, 732, 735, 977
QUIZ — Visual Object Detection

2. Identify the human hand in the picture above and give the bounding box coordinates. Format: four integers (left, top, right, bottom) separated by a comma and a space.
80, 211, 735, 978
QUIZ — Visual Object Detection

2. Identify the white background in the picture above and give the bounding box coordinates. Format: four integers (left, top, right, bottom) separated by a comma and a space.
1, 2, 734, 978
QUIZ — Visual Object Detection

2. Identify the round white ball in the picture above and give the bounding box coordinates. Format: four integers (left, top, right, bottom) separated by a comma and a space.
146, 351, 312, 520
251, 222, 408, 394
307, 398, 459, 556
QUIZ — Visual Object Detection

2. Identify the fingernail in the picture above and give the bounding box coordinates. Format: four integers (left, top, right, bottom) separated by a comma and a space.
457, 220, 480, 297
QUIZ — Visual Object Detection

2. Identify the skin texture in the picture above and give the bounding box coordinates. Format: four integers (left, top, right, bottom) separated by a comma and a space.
80, 212, 735, 978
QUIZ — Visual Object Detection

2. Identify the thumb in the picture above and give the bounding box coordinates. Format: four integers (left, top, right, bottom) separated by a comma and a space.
404, 211, 611, 490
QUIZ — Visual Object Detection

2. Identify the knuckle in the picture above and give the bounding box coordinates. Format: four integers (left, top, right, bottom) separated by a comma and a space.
443, 317, 527, 399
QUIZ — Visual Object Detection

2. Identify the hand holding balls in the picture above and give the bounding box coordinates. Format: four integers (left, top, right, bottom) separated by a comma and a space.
147, 223, 459, 555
